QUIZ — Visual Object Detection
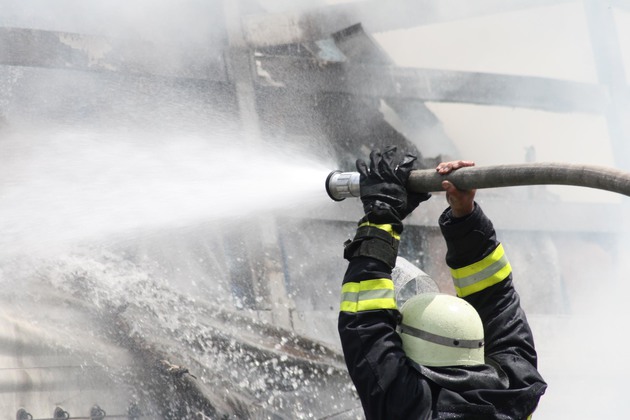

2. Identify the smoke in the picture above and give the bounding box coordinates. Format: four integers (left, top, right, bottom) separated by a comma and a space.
374, 3, 598, 82
525, 232, 630, 418
375, 3, 630, 418
0, 0, 221, 41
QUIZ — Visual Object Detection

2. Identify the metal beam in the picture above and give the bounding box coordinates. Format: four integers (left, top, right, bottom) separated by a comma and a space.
331, 23, 459, 157
331, 23, 392, 65
0, 27, 227, 81
242, 0, 574, 48
256, 56, 609, 114
223, 0, 261, 134
0, 26, 610, 115
223, 0, 294, 328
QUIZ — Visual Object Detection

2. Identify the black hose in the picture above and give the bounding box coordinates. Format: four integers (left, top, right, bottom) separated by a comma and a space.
407, 162, 630, 197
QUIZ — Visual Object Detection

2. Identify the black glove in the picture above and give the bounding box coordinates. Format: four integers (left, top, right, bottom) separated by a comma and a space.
344, 146, 431, 268
356, 146, 431, 225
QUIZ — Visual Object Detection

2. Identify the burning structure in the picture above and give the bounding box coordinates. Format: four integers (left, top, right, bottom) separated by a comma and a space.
1, 1, 629, 418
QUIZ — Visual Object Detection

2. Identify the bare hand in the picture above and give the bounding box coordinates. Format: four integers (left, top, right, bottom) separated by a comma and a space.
436, 161, 476, 217
436, 160, 475, 175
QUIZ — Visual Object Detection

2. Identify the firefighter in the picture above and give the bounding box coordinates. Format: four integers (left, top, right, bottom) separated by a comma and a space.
339, 146, 546, 419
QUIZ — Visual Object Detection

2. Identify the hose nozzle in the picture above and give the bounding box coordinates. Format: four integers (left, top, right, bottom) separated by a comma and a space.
325, 171, 361, 201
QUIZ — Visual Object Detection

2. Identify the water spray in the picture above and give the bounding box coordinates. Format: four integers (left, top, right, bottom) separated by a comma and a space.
326, 162, 630, 201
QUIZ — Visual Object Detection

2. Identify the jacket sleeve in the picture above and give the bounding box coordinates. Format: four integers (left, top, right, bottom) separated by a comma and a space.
338, 223, 433, 420
439, 203, 540, 373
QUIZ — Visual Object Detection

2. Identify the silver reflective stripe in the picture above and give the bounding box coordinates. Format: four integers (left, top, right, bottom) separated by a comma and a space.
399, 323, 484, 349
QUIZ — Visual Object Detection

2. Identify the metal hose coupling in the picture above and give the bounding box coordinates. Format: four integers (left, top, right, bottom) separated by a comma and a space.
325, 171, 361, 201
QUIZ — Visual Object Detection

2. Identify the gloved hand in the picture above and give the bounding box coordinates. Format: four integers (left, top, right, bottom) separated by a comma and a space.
356, 146, 431, 225
343, 146, 431, 268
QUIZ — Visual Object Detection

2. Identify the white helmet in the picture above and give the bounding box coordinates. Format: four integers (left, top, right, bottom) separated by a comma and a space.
399, 292, 484, 367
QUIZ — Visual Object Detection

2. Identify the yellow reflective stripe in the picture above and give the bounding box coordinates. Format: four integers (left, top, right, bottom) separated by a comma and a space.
450, 244, 512, 297
451, 244, 506, 279
340, 278, 397, 313
358, 222, 401, 241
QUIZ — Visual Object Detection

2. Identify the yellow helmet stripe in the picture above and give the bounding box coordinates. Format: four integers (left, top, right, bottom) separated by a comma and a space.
357, 222, 401, 241
450, 244, 512, 297
340, 278, 397, 312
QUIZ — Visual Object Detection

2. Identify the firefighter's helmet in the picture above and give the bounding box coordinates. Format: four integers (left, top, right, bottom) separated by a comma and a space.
399, 292, 484, 367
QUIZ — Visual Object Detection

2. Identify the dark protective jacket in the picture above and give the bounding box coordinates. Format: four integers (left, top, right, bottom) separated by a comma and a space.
338, 204, 547, 420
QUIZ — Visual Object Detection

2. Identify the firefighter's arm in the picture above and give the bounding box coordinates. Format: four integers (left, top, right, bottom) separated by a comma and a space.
437, 170, 538, 365
337, 147, 433, 419
439, 161, 545, 417
338, 256, 433, 420
343, 146, 430, 280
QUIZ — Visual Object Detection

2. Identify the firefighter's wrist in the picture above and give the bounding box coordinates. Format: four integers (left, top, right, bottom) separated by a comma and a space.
450, 202, 474, 218
343, 222, 400, 268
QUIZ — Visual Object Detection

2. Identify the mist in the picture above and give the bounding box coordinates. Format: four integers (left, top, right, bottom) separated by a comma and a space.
2, 0, 630, 419
0, 127, 332, 257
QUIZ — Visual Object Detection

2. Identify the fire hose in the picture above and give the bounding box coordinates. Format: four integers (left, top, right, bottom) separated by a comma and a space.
325, 162, 630, 201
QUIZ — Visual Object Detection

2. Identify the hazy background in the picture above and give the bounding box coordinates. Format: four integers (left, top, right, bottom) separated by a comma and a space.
2, 0, 630, 418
